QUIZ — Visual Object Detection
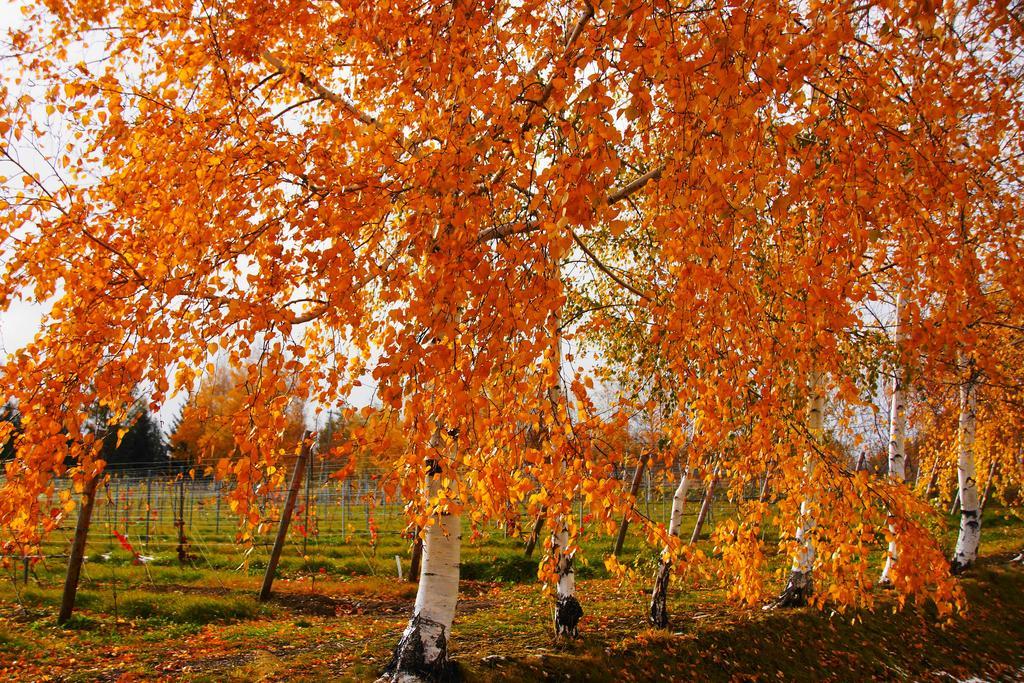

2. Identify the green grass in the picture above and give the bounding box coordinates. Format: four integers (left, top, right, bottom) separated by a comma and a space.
0, 488, 1020, 681
119, 594, 160, 619
58, 614, 99, 630
452, 559, 1024, 682
0, 626, 28, 650
138, 621, 202, 642
461, 555, 540, 582
169, 595, 261, 624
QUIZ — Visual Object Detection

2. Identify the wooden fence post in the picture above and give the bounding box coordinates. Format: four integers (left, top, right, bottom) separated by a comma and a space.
303, 447, 313, 557
215, 481, 222, 535
524, 511, 545, 558
613, 452, 650, 556
58, 471, 101, 625
145, 474, 152, 546
259, 436, 312, 602
176, 476, 188, 564
690, 470, 718, 545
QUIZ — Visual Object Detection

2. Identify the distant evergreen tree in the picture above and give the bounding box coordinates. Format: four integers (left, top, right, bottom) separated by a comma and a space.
86, 393, 169, 472
100, 404, 169, 471
2, 395, 167, 471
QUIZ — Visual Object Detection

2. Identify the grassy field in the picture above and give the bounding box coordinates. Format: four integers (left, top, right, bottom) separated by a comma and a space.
0, 483, 1021, 682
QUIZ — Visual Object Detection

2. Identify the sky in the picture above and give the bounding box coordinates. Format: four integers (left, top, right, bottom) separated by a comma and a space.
0, 4, 48, 364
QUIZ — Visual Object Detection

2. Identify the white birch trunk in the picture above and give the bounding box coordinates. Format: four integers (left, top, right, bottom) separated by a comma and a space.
790, 463, 817, 576
881, 293, 907, 586
951, 360, 980, 573
383, 460, 461, 681
547, 289, 583, 638
649, 467, 691, 627
669, 469, 691, 537
759, 465, 773, 502
772, 372, 823, 608
548, 325, 578, 631
552, 520, 582, 637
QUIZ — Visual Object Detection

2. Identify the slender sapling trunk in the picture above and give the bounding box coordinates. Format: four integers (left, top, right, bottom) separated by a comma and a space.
613, 452, 649, 556
881, 293, 907, 586
979, 459, 997, 512
689, 469, 717, 545
524, 511, 545, 558
649, 466, 691, 627
951, 361, 981, 574
771, 373, 823, 608
408, 528, 424, 584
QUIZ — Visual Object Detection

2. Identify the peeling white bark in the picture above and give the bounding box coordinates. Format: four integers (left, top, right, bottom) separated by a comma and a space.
552, 520, 582, 637
554, 525, 575, 598
669, 469, 691, 537
791, 469, 816, 576
412, 494, 461, 656
649, 466, 691, 627
881, 293, 907, 586
951, 363, 980, 573
384, 462, 461, 682
547, 293, 582, 638
795, 375, 823, 575
772, 373, 823, 608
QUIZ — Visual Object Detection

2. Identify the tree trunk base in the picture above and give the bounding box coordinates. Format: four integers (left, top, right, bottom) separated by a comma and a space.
949, 557, 975, 575
877, 577, 894, 590
379, 614, 458, 683
554, 595, 583, 638
649, 560, 672, 628
766, 570, 812, 609
951, 509, 981, 575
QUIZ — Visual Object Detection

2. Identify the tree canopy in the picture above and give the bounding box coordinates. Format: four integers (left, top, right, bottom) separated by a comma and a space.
1, 0, 1022, 620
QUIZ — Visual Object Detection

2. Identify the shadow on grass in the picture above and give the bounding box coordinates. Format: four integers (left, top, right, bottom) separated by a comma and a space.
465, 561, 1024, 682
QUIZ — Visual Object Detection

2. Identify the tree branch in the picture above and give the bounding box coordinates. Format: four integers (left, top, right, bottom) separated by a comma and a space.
259, 49, 377, 127
607, 165, 665, 205
475, 164, 666, 243
570, 229, 650, 301
521, 2, 595, 131
476, 218, 541, 243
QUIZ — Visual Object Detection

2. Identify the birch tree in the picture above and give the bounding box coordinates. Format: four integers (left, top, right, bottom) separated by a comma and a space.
950, 358, 981, 574
770, 373, 825, 608
1, 0, 1023, 664
880, 292, 907, 586
649, 459, 691, 627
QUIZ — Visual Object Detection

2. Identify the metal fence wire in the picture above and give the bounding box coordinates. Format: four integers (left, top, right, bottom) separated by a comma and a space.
4, 461, 732, 575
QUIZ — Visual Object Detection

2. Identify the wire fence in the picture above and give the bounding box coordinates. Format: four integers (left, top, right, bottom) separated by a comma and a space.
4, 461, 733, 582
